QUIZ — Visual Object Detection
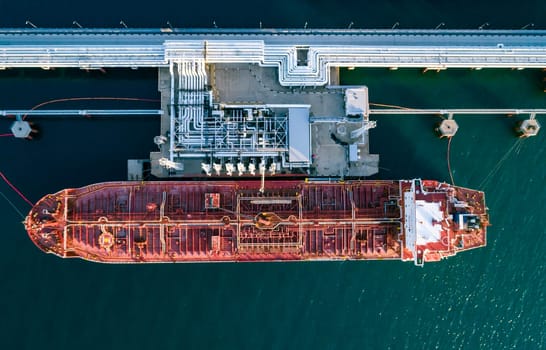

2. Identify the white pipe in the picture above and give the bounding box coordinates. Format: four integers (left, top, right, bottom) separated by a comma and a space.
215, 151, 281, 157
177, 60, 183, 132
169, 60, 175, 162
220, 103, 311, 109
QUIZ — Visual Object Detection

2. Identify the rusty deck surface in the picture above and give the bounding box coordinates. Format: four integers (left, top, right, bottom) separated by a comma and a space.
25, 179, 488, 265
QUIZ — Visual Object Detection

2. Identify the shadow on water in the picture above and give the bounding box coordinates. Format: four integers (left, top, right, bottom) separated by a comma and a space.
0, 67, 157, 80
0, 68, 159, 109
341, 67, 546, 109
368, 115, 448, 181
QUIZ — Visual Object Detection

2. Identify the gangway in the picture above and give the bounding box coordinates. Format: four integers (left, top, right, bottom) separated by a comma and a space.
368, 108, 546, 117
0, 109, 163, 117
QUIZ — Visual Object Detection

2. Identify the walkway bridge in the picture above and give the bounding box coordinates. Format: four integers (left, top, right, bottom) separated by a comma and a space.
1, 28, 545, 86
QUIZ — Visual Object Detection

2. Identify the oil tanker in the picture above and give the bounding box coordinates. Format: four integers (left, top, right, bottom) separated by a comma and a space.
24, 179, 488, 266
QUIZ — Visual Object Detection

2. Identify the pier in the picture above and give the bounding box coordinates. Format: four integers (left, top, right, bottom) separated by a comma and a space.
1, 28, 545, 178
0, 28, 545, 86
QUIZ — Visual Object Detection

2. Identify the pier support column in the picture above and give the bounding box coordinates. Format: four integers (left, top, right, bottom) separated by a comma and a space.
10, 115, 35, 139
516, 114, 541, 137
436, 115, 458, 138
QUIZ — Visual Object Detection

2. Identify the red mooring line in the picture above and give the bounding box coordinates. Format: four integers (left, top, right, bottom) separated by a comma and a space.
447, 136, 455, 186
0, 171, 33, 206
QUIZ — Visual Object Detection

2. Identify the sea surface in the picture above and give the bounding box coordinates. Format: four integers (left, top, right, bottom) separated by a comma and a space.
0, 1, 545, 349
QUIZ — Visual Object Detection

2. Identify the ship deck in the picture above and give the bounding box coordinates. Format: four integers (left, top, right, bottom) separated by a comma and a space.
25, 179, 488, 265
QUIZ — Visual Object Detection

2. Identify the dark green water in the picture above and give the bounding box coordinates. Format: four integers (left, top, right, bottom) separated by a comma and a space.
1, 3, 546, 348
2, 67, 544, 350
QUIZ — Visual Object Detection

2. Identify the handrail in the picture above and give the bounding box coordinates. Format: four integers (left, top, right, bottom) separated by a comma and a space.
0, 109, 162, 116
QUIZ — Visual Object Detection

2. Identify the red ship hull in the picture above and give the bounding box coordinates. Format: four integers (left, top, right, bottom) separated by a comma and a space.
25, 179, 488, 266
